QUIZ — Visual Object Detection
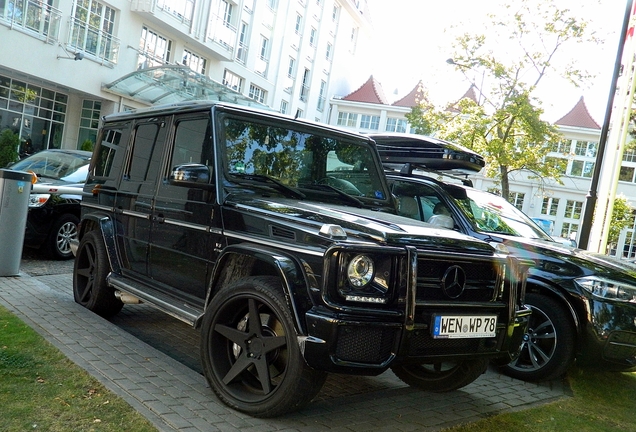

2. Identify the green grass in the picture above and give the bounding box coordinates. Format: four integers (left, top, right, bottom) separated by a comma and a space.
0, 304, 157, 432
447, 367, 636, 431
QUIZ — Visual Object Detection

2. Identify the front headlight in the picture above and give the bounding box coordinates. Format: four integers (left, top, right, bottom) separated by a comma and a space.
575, 276, 636, 303
338, 253, 392, 304
28, 193, 50, 208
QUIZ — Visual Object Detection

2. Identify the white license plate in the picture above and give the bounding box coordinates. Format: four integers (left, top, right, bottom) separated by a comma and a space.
432, 315, 497, 339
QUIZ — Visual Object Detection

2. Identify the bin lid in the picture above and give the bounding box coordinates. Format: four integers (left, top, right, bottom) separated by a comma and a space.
0, 168, 33, 182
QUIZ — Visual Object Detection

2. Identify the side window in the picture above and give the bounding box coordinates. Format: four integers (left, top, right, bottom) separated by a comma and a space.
92, 125, 127, 178
171, 117, 213, 168
126, 123, 160, 182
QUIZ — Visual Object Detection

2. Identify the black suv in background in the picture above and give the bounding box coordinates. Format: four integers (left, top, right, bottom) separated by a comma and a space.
72, 101, 530, 417
371, 132, 636, 382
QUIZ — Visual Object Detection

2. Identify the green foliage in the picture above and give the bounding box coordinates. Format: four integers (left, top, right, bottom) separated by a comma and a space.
608, 195, 633, 247
0, 129, 20, 168
408, 0, 600, 202
80, 139, 94, 152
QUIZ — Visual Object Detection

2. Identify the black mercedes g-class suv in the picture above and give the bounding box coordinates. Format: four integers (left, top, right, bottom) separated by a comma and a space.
72, 101, 530, 417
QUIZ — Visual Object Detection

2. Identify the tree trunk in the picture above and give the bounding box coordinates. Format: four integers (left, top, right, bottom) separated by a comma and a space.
500, 165, 510, 202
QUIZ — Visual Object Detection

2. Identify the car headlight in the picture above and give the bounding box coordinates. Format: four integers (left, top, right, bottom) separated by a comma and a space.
338, 253, 391, 304
575, 276, 636, 303
28, 193, 50, 208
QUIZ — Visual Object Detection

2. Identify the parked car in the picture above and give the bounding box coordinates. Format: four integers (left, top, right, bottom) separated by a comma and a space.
371, 132, 636, 382
7, 149, 91, 259
72, 101, 530, 417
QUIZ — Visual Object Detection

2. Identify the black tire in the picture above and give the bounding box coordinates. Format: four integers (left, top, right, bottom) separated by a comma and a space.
73, 230, 123, 317
391, 359, 488, 392
501, 293, 575, 382
200, 276, 327, 417
45, 214, 79, 260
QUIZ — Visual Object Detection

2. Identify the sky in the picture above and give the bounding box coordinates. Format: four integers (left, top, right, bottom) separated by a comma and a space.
363, 0, 628, 123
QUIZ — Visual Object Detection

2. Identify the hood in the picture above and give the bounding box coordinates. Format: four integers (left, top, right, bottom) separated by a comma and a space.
497, 234, 636, 282
230, 196, 496, 255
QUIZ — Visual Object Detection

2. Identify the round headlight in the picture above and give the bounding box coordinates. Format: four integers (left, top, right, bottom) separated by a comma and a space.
347, 255, 374, 287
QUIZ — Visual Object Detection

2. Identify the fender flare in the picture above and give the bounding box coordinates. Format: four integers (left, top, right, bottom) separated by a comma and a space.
78, 212, 121, 275
202, 243, 315, 335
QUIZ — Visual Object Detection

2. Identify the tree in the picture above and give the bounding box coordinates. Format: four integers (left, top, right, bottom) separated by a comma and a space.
607, 195, 633, 253
406, 0, 600, 201
0, 129, 19, 168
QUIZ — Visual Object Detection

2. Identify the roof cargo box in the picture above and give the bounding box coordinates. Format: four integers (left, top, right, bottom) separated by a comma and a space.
369, 133, 485, 173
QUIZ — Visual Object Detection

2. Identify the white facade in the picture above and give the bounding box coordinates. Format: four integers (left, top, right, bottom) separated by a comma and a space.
0, 0, 373, 151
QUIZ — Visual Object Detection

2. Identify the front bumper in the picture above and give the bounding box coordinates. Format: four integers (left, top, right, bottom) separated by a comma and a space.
301, 305, 531, 374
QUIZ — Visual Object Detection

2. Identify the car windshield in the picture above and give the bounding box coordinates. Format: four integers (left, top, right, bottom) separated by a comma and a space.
221, 116, 389, 205
455, 188, 553, 240
10, 151, 91, 183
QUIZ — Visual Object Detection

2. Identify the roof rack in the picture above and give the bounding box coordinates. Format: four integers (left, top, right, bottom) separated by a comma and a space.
383, 162, 475, 187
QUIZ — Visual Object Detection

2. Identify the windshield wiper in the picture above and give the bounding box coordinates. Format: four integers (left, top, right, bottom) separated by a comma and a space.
230, 173, 306, 199
304, 184, 364, 207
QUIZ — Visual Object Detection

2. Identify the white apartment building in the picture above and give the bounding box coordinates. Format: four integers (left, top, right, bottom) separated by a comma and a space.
0, 0, 373, 152
328, 77, 636, 257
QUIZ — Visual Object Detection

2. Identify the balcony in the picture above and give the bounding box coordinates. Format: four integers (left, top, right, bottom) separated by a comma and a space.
65, 16, 120, 65
206, 14, 236, 61
235, 42, 248, 64
299, 84, 309, 102
0, 0, 62, 44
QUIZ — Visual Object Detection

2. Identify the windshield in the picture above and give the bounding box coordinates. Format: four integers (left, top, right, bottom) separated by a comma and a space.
456, 188, 552, 240
220, 116, 389, 205
11, 151, 91, 183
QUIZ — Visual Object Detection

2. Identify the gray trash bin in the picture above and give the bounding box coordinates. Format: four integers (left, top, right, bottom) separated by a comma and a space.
0, 168, 32, 276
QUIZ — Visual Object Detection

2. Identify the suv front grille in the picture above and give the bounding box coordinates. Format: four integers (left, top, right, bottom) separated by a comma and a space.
416, 258, 500, 302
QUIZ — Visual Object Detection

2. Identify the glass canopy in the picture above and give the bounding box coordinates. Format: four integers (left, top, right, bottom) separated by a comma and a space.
103, 65, 268, 108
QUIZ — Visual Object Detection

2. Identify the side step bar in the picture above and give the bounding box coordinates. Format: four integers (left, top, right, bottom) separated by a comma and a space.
108, 273, 203, 327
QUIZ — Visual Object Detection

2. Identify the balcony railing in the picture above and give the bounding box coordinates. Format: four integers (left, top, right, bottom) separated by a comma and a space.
235, 42, 248, 64
66, 16, 120, 64
207, 14, 236, 52
0, 0, 61, 43
299, 84, 309, 102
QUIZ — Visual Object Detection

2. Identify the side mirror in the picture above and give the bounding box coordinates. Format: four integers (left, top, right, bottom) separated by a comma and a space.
169, 163, 213, 189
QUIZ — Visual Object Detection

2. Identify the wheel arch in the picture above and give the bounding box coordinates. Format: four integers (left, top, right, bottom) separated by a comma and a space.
201, 244, 314, 335
77, 213, 121, 274
525, 277, 584, 352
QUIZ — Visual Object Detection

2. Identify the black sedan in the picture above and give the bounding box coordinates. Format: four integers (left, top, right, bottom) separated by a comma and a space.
371, 133, 636, 381
7, 149, 90, 259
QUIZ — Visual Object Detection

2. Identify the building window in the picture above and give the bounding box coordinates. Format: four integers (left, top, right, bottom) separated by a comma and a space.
300, 68, 310, 102
295, 108, 303, 118
337, 112, 357, 127
0, 75, 67, 152
182, 49, 206, 74
549, 139, 571, 154
248, 84, 266, 104
317, 80, 326, 112
259, 36, 269, 60
561, 222, 578, 240
326, 43, 332, 60
332, 5, 339, 21
138, 26, 172, 69
574, 140, 597, 158
565, 200, 583, 220
295, 13, 302, 34
545, 156, 567, 175
309, 27, 317, 46
619, 166, 635, 182
236, 22, 248, 63
360, 115, 380, 130
509, 192, 525, 211
222, 70, 243, 92
541, 197, 559, 216
280, 100, 288, 114
569, 160, 594, 178
287, 57, 295, 77
385, 118, 407, 133
221, 0, 233, 27
78, 99, 101, 148
70, 0, 118, 62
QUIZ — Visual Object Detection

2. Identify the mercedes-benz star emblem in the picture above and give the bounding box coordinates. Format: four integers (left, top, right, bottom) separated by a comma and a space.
441, 265, 466, 299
